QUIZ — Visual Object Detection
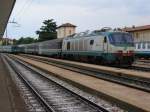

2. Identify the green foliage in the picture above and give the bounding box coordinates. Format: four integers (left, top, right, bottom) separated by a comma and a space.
13, 39, 17, 44
5, 19, 57, 45
14, 37, 36, 45
36, 19, 57, 42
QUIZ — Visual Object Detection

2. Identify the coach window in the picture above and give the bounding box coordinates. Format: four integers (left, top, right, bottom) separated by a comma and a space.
67, 42, 70, 50
137, 43, 141, 49
90, 40, 94, 45
134, 43, 136, 48
148, 43, 150, 49
142, 43, 145, 49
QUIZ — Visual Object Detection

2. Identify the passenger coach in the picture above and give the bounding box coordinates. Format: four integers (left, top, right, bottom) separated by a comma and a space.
38, 38, 63, 57
135, 42, 150, 58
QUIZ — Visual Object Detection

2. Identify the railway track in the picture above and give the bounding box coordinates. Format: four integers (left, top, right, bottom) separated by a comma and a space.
4, 54, 109, 112
131, 65, 150, 72
134, 60, 150, 66
3, 55, 47, 111
131, 60, 150, 72
19, 54, 150, 93
136, 59, 150, 64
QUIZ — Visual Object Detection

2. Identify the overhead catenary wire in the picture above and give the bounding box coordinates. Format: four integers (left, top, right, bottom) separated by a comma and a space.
13, 0, 34, 21
13, 0, 30, 18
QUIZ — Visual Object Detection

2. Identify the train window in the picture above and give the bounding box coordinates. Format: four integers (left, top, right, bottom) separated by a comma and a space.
134, 44, 136, 48
148, 43, 150, 49
142, 43, 146, 49
104, 37, 107, 43
138, 43, 141, 49
135, 44, 137, 49
90, 40, 94, 45
67, 42, 70, 50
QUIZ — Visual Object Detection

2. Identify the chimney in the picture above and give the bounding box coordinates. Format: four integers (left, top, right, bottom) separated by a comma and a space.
132, 25, 135, 28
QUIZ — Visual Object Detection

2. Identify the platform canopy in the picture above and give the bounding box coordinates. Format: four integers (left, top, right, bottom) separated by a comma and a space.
0, 0, 16, 38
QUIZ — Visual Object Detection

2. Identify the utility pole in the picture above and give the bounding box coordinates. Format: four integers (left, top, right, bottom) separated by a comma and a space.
4, 19, 20, 45
5, 26, 8, 45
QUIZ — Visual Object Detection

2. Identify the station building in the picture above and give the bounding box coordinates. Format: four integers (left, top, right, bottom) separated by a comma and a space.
57, 23, 76, 38
124, 25, 150, 43
124, 25, 150, 52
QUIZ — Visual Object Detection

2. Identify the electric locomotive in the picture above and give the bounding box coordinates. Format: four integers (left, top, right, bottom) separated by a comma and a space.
62, 29, 134, 65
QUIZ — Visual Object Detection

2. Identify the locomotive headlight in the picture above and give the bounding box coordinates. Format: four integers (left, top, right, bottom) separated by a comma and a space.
116, 50, 123, 56
128, 50, 134, 56
117, 50, 123, 53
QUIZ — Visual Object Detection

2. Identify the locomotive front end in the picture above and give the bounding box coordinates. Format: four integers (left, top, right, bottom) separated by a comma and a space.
108, 32, 135, 65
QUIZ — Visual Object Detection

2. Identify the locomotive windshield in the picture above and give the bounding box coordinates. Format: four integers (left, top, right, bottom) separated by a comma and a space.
109, 33, 134, 46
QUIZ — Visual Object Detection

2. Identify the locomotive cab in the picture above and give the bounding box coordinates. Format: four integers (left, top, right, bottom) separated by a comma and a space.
107, 32, 135, 65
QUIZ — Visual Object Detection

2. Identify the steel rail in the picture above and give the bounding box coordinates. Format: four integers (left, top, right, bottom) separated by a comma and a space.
19, 54, 150, 93
136, 60, 150, 64
6, 54, 109, 112
131, 66, 150, 72
4, 55, 56, 112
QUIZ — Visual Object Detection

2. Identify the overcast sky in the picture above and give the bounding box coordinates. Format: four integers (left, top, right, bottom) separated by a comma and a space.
6, 0, 150, 39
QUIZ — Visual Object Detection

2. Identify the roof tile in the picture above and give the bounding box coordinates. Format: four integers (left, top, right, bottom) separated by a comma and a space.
124, 25, 150, 32
57, 23, 76, 28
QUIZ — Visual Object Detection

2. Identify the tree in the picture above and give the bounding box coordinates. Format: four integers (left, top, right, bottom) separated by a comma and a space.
13, 39, 17, 45
36, 19, 57, 42
15, 37, 35, 45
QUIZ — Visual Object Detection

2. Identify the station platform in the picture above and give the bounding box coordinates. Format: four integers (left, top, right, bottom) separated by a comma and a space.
0, 55, 26, 112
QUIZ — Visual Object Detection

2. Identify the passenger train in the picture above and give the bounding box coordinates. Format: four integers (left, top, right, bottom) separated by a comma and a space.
135, 42, 150, 59
0, 28, 135, 66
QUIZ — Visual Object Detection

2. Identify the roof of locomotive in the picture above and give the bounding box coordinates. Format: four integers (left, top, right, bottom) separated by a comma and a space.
64, 30, 128, 40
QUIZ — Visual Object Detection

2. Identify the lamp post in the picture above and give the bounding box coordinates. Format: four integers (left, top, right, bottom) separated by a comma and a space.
0, 34, 3, 45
